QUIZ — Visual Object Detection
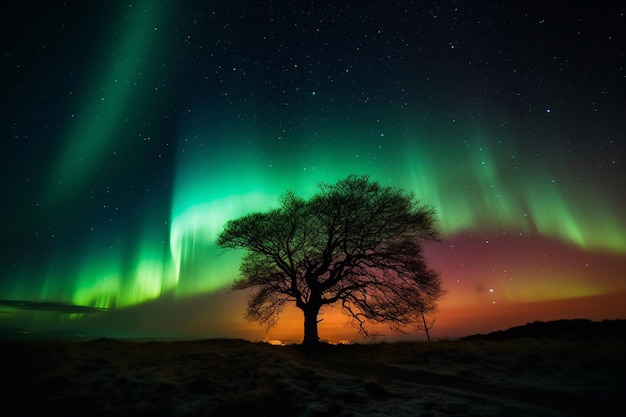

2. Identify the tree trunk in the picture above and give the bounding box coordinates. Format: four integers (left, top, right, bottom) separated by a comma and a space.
302, 304, 321, 347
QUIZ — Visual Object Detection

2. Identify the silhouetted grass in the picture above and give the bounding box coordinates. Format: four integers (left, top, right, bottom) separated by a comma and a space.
1, 320, 624, 416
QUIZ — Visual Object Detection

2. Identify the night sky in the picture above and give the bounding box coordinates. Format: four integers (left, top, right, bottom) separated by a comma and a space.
1, 1, 624, 342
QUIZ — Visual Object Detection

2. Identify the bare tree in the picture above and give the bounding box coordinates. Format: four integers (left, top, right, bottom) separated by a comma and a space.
217, 175, 444, 347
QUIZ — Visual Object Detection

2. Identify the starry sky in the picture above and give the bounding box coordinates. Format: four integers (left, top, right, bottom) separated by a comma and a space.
1, 1, 625, 342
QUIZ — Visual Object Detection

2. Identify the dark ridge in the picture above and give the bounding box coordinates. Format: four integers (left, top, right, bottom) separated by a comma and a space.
0, 299, 107, 314
461, 319, 626, 341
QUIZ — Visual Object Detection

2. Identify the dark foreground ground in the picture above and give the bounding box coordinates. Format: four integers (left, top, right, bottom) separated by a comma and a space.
2, 319, 624, 416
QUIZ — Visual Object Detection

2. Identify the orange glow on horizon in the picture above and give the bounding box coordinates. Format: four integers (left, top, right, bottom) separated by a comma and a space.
220, 290, 626, 344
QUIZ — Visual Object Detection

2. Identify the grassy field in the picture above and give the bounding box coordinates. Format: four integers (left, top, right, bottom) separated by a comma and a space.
2, 321, 624, 416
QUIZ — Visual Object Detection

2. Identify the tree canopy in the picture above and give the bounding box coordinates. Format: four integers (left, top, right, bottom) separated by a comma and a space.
217, 175, 444, 346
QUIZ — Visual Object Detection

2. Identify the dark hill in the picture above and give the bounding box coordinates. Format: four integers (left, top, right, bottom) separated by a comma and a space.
461, 318, 626, 341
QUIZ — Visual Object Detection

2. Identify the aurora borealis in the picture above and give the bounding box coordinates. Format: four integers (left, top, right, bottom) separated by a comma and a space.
1, 1, 624, 341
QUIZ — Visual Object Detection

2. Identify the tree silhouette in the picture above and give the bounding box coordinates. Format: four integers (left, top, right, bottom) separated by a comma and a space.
217, 175, 444, 347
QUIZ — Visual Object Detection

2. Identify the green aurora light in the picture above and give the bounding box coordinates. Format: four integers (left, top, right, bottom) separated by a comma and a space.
47, 1, 168, 202
6, 120, 624, 313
